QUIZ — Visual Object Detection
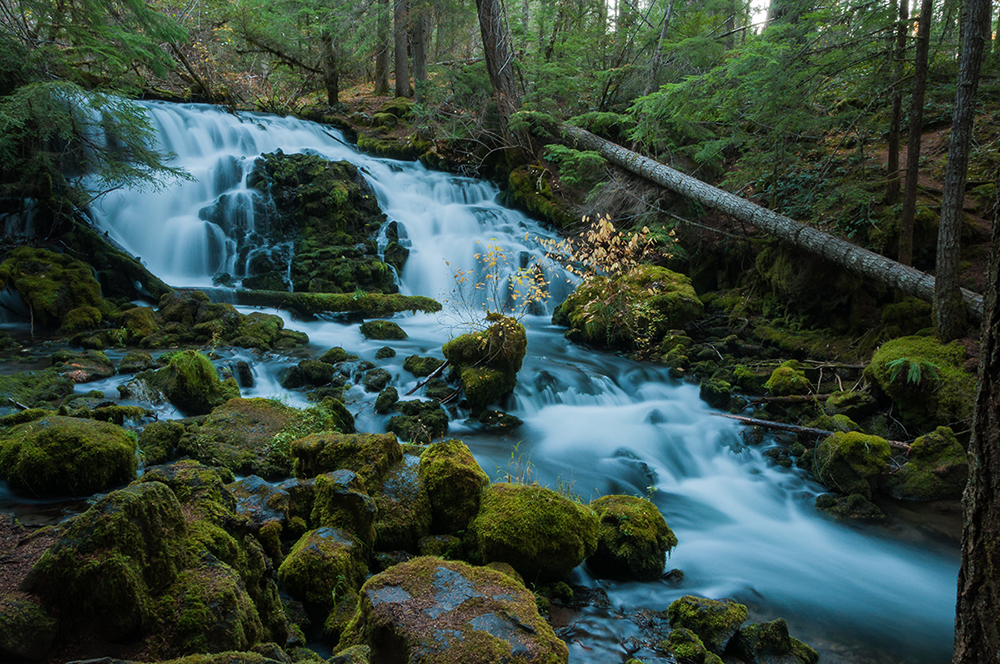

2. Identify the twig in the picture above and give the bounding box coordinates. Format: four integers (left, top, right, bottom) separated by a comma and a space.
404, 360, 451, 397
713, 411, 911, 451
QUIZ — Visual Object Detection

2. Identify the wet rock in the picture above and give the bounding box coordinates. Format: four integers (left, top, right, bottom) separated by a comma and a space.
403, 355, 445, 377
235, 360, 254, 387
228, 475, 292, 528
118, 350, 156, 374
822, 390, 877, 420
339, 557, 568, 663
360, 320, 407, 340
470, 409, 523, 432
320, 346, 359, 364
469, 483, 599, 580
0, 415, 137, 496
0, 596, 57, 660
666, 595, 748, 654
0, 247, 111, 330
814, 431, 891, 498
764, 361, 811, 396
137, 419, 187, 466
363, 367, 391, 392
443, 313, 526, 413
278, 527, 368, 610
374, 346, 396, 359
374, 453, 432, 551
661, 627, 722, 664
50, 349, 115, 383
311, 470, 377, 546
374, 386, 399, 414
883, 426, 969, 501
133, 349, 240, 416
418, 439, 489, 534
815, 493, 886, 522
386, 399, 449, 444
291, 431, 401, 488
587, 495, 677, 581
730, 619, 820, 664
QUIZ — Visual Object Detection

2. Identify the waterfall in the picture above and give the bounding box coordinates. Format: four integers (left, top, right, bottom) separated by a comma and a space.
87, 102, 958, 663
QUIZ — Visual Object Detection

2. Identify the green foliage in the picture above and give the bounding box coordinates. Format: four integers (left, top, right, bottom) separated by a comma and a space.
886, 357, 940, 386
542, 144, 607, 189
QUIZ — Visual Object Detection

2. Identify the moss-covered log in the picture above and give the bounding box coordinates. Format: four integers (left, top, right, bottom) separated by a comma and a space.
226, 290, 441, 318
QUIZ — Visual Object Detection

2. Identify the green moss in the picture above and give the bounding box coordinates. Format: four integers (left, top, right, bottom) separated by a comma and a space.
373, 454, 432, 551
662, 627, 719, 664
763, 364, 811, 396
292, 431, 401, 488
815, 493, 886, 521
823, 390, 877, 420
586, 495, 677, 580
0, 415, 137, 496
310, 471, 378, 546
814, 431, 892, 498
51, 349, 115, 383
139, 419, 187, 466
443, 314, 527, 413
359, 320, 408, 340
505, 165, 575, 228
61, 305, 102, 333
113, 305, 159, 341
418, 439, 490, 534
403, 355, 445, 377
699, 379, 732, 410
0, 595, 57, 660
883, 426, 969, 500
232, 289, 441, 317
375, 387, 399, 414
666, 595, 748, 654
278, 527, 368, 609
0, 369, 73, 407
320, 346, 359, 364
386, 400, 449, 444
865, 335, 975, 429
0, 246, 111, 328
379, 97, 413, 118
139, 350, 240, 416
469, 482, 599, 581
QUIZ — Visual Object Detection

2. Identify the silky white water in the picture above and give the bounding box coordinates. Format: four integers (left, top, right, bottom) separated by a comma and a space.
89, 102, 958, 663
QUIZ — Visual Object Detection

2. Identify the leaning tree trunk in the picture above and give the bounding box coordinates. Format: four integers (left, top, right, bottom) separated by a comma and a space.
561, 124, 984, 322
935, 0, 990, 341
644, 0, 674, 95
898, 0, 933, 267
476, 0, 521, 140
954, 125, 1000, 664
394, 0, 412, 97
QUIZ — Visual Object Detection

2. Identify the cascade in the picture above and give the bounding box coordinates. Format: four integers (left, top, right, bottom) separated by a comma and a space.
87, 102, 957, 663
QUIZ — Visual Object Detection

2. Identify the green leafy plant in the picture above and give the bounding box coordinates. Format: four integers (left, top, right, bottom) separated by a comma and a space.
886, 357, 940, 387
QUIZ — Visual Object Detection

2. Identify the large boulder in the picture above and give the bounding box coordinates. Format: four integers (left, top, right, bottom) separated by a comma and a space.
374, 452, 432, 551
310, 470, 378, 546
0, 596, 57, 661
883, 426, 969, 501
468, 483, 599, 580
443, 313, 527, 413
729, 619, 820, 664
338, 557, 568, 663
666, 595, 748, 655
0, 415, 137, 496
587, 494, 677, 580
292, 431, 402, 488
814, 431, 891, 498
0, 369, 73, 407
50, 349, 115, 383
418, 439, 490, 534
278, 527, 369, 610
135, 350, 240, 415
386, 399, 449, 444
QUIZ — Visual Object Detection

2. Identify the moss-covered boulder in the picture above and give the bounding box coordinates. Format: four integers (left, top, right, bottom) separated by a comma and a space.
418, 439, 490, 534
0, 246, 112, 329
338, 556, 568, 663
864, 335, 976, 429
469, 483, 599, 580
50, 349, 116, 383
814, 431, 892, 498
0, 416, 137, 496
360, 320, 408, 340
386, 399, 449, 444
135, 350, 240, 416
883, 426, 969, 501
375, 386, 399, 413
586, 495, 677, 580
177, 398, 347, 478
822, 390, 878, 421
292, 431, 402, 487
403, 355, 445, 377
730, 619, 819, 664
310, 470, 378, 546
279, 527, 369, 609
443, 313, 527, 413
0, 595, 57, 661
553, 265, 703, 350
666, 595, 748, 654
661, 627, 723, 664
374, 452, 432, 551
112, 305, 159, 343
138, 419, 187, 466
22, 481, 188, 640
506, 164, 575, 228
119, 349, 157, 374
763, 361, 812, 396
0, 369, 73, 407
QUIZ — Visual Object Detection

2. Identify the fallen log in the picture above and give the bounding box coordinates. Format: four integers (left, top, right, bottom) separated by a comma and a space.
560, 125, 984, 323
712, 411, 911, 451
221, 290, 442, 318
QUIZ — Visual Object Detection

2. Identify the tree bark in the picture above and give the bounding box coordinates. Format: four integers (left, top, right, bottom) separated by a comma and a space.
374, 0, 391, 95
644, 0, 674, 95
898, 0, 933, 267
320, 32, 339, 106
935, 0, 990, 341
953, 100, 1000, 664
394, 0, 412, 98
412, 1, 430, 102
561, 124, 984, 323
886, 0, 909, 205
476, 0, 521, 138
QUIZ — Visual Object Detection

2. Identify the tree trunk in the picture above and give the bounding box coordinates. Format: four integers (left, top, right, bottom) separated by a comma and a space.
644, 0, 674, 95
412, 2, 430, 102
374, 0, 391, 95
898, 0, 933, 267
935, 0, 990, 341
476, 0, 521, 138
320, 32, 339, 106
953, 106, 1000, 664
394, 0, 412, 98
886, 0, 909, 205
560, 124, 984, 322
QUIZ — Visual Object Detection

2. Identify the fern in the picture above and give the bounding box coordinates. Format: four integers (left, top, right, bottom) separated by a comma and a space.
886, 358, 940, 386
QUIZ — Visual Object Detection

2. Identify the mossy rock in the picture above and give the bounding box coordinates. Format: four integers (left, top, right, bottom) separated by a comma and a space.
553, 266, 703, 350
378, 96, 414, 118
699, 378, 732, 410
864, 335, 975, 429
339, 556, 568, 664
374, 453, 432, 551
375, 387, 399, 414
112, 305, 159, 342
310, 470, 378, 546
814, 431, 891, 498
363, 367, 392, 393
278, 527, 369, 609
0, 369, 74, 407
666, 595, 748, 654
22, 481, 188, 640
178, 398, 346, 478
443, 314, 527, 413
815, 493, 886, 522
822, 390, 878, 420
321, 346, 360, 364
138, 419, 187, 466
119, 350, 157, 374
403, 355, 445, 377
138, 350, 240, 416
883, 426, 969, 501
0, 595, 57, 660
50, 349, 115, 383
469, 483, 599, 581
730, 618, 819, 664
0, 246, 111, 329
661, 627, 722, 664
386, 400, 449, 444
0, 416, 137, 496
418, 439, 489, 534
360, 320, 408, 340
505, 165, 575, 228
586, 495, 677, 581
291, 431, 402, 489
764, 363, 811, 397
371, 112, 398, 128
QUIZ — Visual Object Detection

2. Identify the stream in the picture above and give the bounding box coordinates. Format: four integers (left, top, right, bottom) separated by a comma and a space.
52, 102, 962, 663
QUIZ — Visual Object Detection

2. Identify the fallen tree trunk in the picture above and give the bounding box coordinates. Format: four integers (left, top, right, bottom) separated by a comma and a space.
561, 125, 984, 323
713, 412, 911, 451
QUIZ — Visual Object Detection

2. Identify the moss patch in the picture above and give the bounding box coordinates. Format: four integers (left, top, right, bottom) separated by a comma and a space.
586, 495, 677, 580
0, 246, 111, 329
814, 431, 891, 498
883, 426, 969, 500
666, 595, 748, 654
418, 439, 490, 534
